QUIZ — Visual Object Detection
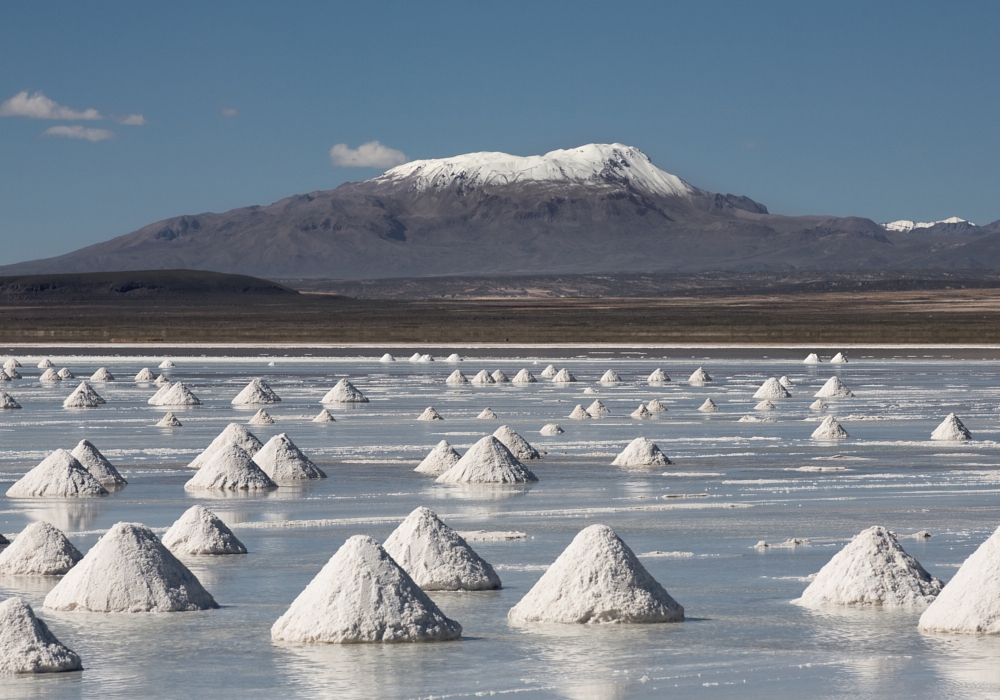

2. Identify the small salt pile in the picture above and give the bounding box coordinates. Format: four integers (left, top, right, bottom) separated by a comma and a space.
253, 433, 326, 483
779, 375, 793, 388
270, 535, 462, 643
755, 399, 776, 410
930, 413, 971, 441
0, 370, 11, 382
89, 367, 114, 382
470, 370, 495, 385
415, 440, 462, 475
6, 450, 108, 498
830, 352, 848, 364
0, 598, 82, 674
648, 368, 670, 383
436, 436, 538, 484
418, 406, 443, 421
512, 369, 536, 384
918, 524, 1000, 634
612, 438, 671, 467
540, 423, 563, 435
0, 521, 82, 575
231, 378, 281, 404
419, 354, 434, 362
39, 369, 61, 382
153, 374, 170, 386
248, 408, 275, 425
409, 352, 422, 362
795, 526, 942, 608
159, 359, 175, 369
44, 522, 218, 612
0, 392, 21, 409
446, 353, 462, 362
321, 378, 368, 403
803, 353, 821, 364
57, 368, 74, 379
162, 505, 247, 555
3, 358, 20, 370
753, 378, 791, 399
815, 376, 854, 398
583, 387, 597, 394
568, 405, 592, 419
508, 524, 684, 624
184, 442, 277, 492
62, 381, 105, 409
134, 367, 155, 382
156, 412, 182, 427
37, 358, 54, 369
810, 399, 827, 410
379, 353, 395, 362
189, 423, 263, 468
552, 368, 576, 383
540, 364, 558, 378
698, 398, 719, 412
587, 399, 610, 415
268, 361, 276, 367
312, 409, 336, 423
812, 416, 849, 439
4, 367, 20, 379
446, 369, 469, 384
647, 399, 668, 412
600, 370, 621, 383
383, 507, 501, 591
71, 440, 127, 487
493, 425, 540, 460
631, 403, 652, 419
477, 407, 499, 419
491, 369, 509, 383
688, 367, 712, 383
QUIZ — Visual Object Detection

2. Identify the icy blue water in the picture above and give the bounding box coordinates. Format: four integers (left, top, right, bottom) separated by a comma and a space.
1, 349, 1000, 699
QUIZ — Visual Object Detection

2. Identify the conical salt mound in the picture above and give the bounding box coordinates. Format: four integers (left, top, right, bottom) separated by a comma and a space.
491, 370, 509, 383
71, 440, 126, 487
600, 370, 621, 383
779, 376, 793, 388
44, 522, 218, 612
189, 424, 263, 469
184, 443, 276, 492
0, 391, 22, 409
37, 359, 54, 369
612, 438, 671, 467
271, 535, 462, 643
810, 399, 827, 410
551, 368, 576, 383
803, 353, 821, 364
415, 440, 462, 475
930, 413, 972, 441
158, 359, 175, 369
436, 436, 538, 484
540, 423, 563, 435
62, 381, 105, 409
569, 405, 591, 419
57, 368, 74, 380
688, 367, 712, 383
631, 403, 651, 419
812, 416, 849, 440
39, 369, 61, 382
6, 450, 109, 498
248, 408, 275, 425
697, 398, 718, 412
512, 369, 536, 384
470, 370, 494, 385
134, 367, 155, 382
253, 433, 326, 484
156, 412, 182, 427
0, 598, 82, 674
646, 398, 667, 412
383, 507, 501, 591
0, 522, 83, 576
755, 399, 776, 411
446, 370, 468, 385
477, 407, 499, 419
795, 526, 942, 608
5, 368, 20, 379
446, 353, 462, 362
815, 376, 854, 398
508, 524, 684, 624
540, 364, 558, 378
587, 399, 610, 415
379, 353, 395, 362
312, 409, 336, 423
419, 354, 434, 363
231, 378, 281, 405
830, 352, 848, 364
918, 525, 1000, 634
322, 378, 368, 403
150, 382, 201, 406
89, 367, 114, 382
409, 352, 421, 362
153, 373, 170, 386
162, 505, 247, 556
753, 378, 791, 399
3, 358, 20, 370
648, 368, 670, 383
418, 406, 443, 421
493, 425, 540, 460
0, 370, 11, 381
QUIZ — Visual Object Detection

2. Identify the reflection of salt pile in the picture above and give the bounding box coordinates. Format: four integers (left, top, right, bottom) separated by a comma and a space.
62, 381, 105, 409
89, 367, 114, 382
631, 403, 651, 419
71, 440, 127, 487
417, 406, 443, 421
44, 522, 218, 612
6, 450, 109, 498
470, 370, 495, 385
383, 507, 501, 591
254, 433, 326, 483
491, 370, 509, 383
647, 399, 666, 412
39, 369, 61, 382
156, 412, 182, 427
322, 378, 368, 403
134, 367, 155, 382
37, 358, 54, 369
512, 369, 536, 384
830, 352, 848, 364
688, 367, 712, 383
0, 391, 22, 409
812, 416, 849, 439
698, 398, 718, 412
493, 425, 540, 460
568, 405, 591, 419
189, 423, 263, 468
755, 400, 776, 410
918, 524, 1000, 634
753, 378, 791, 399
270, 535, 462, 643
446, 370, 468, 385
508, 524, 684, 624
184, 443, 276, 492
795, 526, 942, 608
930, 413, 972, 441
162, 505, 247, 555
312, 409, 336, 423
415, 440, 461, 475
810, 399, 827, 410
779, 376, 792, 388
540, 364, 558, 378
648, 369, 670, 383
587, 399, 609, 415
0, 521, 83, 575
248, 408, 274, 425
0, 598, 82, 674
436, 436, 538, 484
446, 353, 462, 362
476, 407, 498, 419
803, 353, 821, 364
379, 354, 395, 362
540, 423, 563, 435
612, 438, 671, 467
552, 368, 576, 383
148, 383, 201, 406
57, 368, 74, 379
231, 378, 281, 404
815, 376, 854, 398
600, 370, 621, 383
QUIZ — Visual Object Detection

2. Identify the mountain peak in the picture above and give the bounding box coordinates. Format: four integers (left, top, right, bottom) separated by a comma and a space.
882, 216, 974, 233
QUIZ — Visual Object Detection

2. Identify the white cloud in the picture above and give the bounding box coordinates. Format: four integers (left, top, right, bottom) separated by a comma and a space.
0, 91, 102, 120
329, 140, 407, 168
220, 107, 238, 117
113, 113, 145, 126
42, 125, 115, 142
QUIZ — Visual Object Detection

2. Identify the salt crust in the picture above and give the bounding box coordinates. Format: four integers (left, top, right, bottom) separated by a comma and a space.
57, 368, 74, 380
62, 381, 105, 408
508, 524, 684, 624
755, 400, 776, 411
89, 368, 114, 382
810, 399, 828, 410
0, 598, 82, 674
156, 412, 182, 427
612, 438, 671, 467
0, 392, 21, 409
738, 415, 773, 423
159, 360, 175, 369
162, 505, 247, 555
248, 408, 274, 425
600, 370, 621, 383
551, 368, 576, 383
477, 407, 499, 419
379, 354, 395, 362
540, 364, 558, 378
231, 378, 281, 405
512, 369, 536, 384
812, 416, 849, 440
568, 405, 592, 419
71, 440, 127, 487
37, 359, 54, 369
631, 403, 651, 419
134, 368, 155, 382
698, 398, 718, 412
270, 535, 462, 643
931, 413, 972, 441
830, 352, 848, 364
382, 507, 501, 591
648, 369, 670, 383
148, 382, 201, 406
6, 450, 108, 498
0, 521, 82, 575
755, 538, 810, 549
322, 378, 368, 403
446, 370, 468, 384
312, 409, 336, 423
470, 370, 494, 385
3, 358, 20, 370
688, 367, 711, 383
39, 369, 61, 382
587, 399, 610, 415
540, 424, 564, 435
803, 353, 821, 364
184, 443, 276, 491
189, 423, 262, 469
418, 406, 443, 421
795, 526, 942, 608
493, 425, 540, 460
918, 524, 1000, 634
815, 376, 854, 398
491, 370, 509, 383
44, 522, 218, 612
753, 378, 791, 399
436, 436, 538, 484
458, 531, 526, 542
647, 399, 667, 412
253, 433, 326, 484
415, 441, 461, 475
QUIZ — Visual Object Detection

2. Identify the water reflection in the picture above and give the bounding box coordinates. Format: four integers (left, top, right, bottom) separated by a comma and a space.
23, 500, 106, 531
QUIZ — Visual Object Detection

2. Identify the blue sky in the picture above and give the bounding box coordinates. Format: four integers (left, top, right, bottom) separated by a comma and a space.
2, 1, 999, 265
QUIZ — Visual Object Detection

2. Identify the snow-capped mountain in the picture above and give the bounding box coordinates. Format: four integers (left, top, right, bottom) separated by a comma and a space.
882, 217, 974, 233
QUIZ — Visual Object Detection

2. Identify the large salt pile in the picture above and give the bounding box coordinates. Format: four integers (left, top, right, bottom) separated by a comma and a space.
71, 440, 126, 487
383, 507, 501, 591
600, 370, 621, 383
698, 398, 719, 412
89, 367, 114, 382
3, 358, 20, 370
231, 378, 281, 405
0, 392, 22, 409
248, 408, 275, 425
312, 409, 336, 423
830, 352, 848, 364
38, 369, 61, 382
512, 369, 536, 384
918, 524, 1000, 634
446, 370, 469, 385
540, 364, 558, 378
795, 526, 943, 608
753, 378, 791, 399
62, 381, 105, 409
812, 416, 849, 440
415, 440, 462, 475
379, 353, 395, 362
322, 378, 368, 403
631, 403, 651, 419
612, 438, 671, 467
418, 406, 443, 421
149, 383, 201, 406
134, 368, 155, 382
477, 407, 499, 419
648, 369, 670, 383
156, 412, 182, 427
409, 353, 421, 362
490, 370, 507, 383
688, 367, 712, 383
6, 450, 108, 498
162, 505, 247, 555
552, 368, 576, 383
803, 353, 821, 364
270, 535, 462, 643
191, 423, 265, 473
470, 370, 495, 385
930, 413, 972, 441
57, 368, 74, 380
815, 376, 854, 398
436, 436, 538, 484
0, 598, 82, 674
44, 522, 218, 612
159, 359, 175, 369
587, 399, 610, 415
568, 405, 591, 419
810, 399, 827, 410
508, 524, 684, 624
493, 425, 540, 460
37, 358, 54, 369
755, 400, 776, 411
184, 443, 276, 492
540, 423, 563, 435
253, 433, 326, 483
647, 398, 667, 412
0, 521, 83, 575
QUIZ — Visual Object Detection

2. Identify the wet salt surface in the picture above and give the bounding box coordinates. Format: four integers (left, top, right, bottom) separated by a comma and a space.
1, 352, 1000, 697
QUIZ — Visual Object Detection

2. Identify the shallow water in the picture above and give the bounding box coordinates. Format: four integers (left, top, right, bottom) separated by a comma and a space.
1, 351, 999, 699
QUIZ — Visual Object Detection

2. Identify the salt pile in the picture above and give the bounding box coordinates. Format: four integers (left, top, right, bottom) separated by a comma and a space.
248, 408, 275, 425
156, 412, 182, 427
0, 598, 82, 674
446, 353, 462, 362
753, 378, 791, 399
779, 376, 793, 388
419, 354, 434, 362
409, 353, 422, 362
162, 505, 247, 555
321, 378, 368, 403
812, 416, 849, 440
631, 403, 652, 419
89, 367, 114, 382
647, 399, 667, 412
583, 387, 596, 394
154, 382, 201, 406
44, 522, 218, 612
815, 376, 854, 398
470, 370, 495, 385
795, 526, 943, 608
153, 374, 170, 386
738, 415, 771, 423
918, 524, 1000, 634
62, 381, 105, 408
6, 450, 109, 498
698, 398, 719, 412
0, 521, 83, 575
312, 409, 336, 423
540, 423, 563, 435
379, 353, 395, 362
415, 440, 462, 475
436, 436, 538, 484
446, 369, 469, 384
270, 535, 462, 643
688, 367, 712, 383
0, 391, 21, 409
508, 524, 684, 624
477, 407, 499, 419
188, 423, 261, 468
71, 440, 127, 487
612, 438, 671, 467
803, 353, 821, 364
930, 413, 972, 441
3, 358, 19, 370
512, 369, 536, 383
134, 367, 155, 382
418, 406, 443, 421
253, 433, 326, 483
568, 405, 592, 419
540, 364, 558, 378
0, 370, 10, 382
810, 399, 828, 410
383, 507, 501, 591
38, 369, 61, 382
231, 378, 281, 404
159, 359, 175, 369
755, 400, 776, 410
600, 370, 621, 383
587, 399, 610, 415
37, 359, 54, 369
146, 382, 176, 404
552, 368, 576, 383
57, 368, 74, 380
648, 368, 670, 383
492, 370, 509, 383
184, 443, 276, 492
493, 425, 540, 460
830, 352, 848, 364
4, 367, 20, 379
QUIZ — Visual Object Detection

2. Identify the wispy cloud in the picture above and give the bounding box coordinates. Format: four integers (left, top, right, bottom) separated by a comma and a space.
329, 140, 407, 168
220, 107, 238, 118
42, 125, 115, 142
0, 91, 102, 120
113, 113, 145, 126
